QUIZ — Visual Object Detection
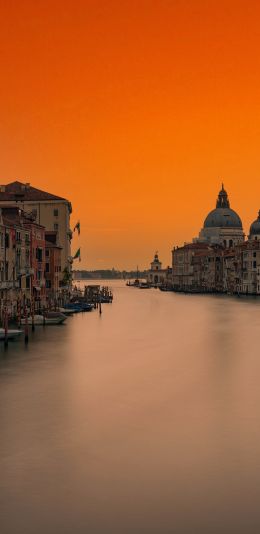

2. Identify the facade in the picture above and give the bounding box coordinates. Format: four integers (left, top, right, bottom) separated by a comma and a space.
146, 252, 172, 286
0, 181, 72, 284
45, 232, 62, 303
172, 186, 260, 296
0, 208, 32, 315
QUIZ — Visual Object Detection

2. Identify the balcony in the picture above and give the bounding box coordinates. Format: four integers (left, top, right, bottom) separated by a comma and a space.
0, 281, 20, 289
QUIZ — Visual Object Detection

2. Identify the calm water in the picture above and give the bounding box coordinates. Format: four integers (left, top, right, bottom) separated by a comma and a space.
1, 281, 260, 533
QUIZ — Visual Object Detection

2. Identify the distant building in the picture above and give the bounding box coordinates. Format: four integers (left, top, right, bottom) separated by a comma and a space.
0, 181, 72, 284
172, 186, 260, 295
147, 252, 172, 286
197, 185, 244, 247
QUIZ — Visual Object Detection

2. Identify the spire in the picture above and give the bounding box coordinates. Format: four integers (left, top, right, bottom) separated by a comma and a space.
216, 184, 230, 209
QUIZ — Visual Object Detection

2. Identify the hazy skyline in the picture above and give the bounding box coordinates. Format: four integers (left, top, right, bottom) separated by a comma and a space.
1, 0, 260, 269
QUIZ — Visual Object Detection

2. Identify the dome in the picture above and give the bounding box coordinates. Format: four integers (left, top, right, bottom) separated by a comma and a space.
203, 185, 242, 229
249, 210, 260, 236
204, 208, 242, 228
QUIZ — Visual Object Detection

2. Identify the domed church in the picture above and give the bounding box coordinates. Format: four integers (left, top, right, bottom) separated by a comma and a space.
198, 185, 244, 247
249, 210, 260, 241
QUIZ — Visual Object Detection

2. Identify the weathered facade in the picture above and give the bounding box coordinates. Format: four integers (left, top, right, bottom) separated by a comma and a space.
45, 232, 62, 303
0, 181, 72, 285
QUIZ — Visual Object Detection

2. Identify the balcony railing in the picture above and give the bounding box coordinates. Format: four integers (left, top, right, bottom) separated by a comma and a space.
0, 281, 20, 289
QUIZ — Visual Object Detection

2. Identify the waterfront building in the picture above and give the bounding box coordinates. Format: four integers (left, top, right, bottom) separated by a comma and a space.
45, 232, 62, 303
172, 243, 210, 291
146, 252, 171, 286
0, 181, 72, 284
197, 185, 244, 247
172, 186, 260, 295
0, 208, 32, 314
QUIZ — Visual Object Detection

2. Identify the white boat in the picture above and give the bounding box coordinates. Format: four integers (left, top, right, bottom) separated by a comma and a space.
21, 312, 67, 325
59, 307, 77, 316
0, 328, 23, 340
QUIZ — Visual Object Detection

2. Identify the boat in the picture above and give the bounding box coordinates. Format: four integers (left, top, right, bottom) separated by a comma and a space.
139, 283, 151, 289
21, 312, 67, 325
59, 307, 77, 316
0, 328, 23, 340
64, 302, 94, 312
126, 279, 140, 287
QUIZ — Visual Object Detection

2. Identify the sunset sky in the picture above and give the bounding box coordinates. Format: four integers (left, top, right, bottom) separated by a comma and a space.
1, 0, 260, 269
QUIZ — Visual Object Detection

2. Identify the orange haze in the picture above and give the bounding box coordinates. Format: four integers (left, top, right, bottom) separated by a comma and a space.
1, 0, 260, 269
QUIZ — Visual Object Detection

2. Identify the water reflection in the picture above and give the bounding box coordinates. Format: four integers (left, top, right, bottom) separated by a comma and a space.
1, 282, 260, 533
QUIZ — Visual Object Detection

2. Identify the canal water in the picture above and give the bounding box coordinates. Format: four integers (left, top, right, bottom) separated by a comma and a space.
1, 281, 260, 534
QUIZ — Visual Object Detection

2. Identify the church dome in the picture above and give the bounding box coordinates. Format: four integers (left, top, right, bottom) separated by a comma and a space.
203, 185, 242, 229
249, 210, 260, 236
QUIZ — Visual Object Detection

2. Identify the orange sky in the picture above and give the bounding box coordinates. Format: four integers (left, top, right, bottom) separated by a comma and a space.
1, 0, 260, 269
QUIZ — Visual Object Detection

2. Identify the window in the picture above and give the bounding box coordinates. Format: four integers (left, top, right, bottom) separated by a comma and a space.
253, 261, 257, 269
46, 263, 50, 273
54, 223, 59, 231
26, 277, 30, 289
46, 249, 50, 257
46, 280, 51, 288
53, 209, 59, 217
5, 233, 9, 248
36, 248, 43, 262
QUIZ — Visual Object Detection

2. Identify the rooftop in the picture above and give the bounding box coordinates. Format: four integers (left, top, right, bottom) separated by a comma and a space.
0, 181, 68, 203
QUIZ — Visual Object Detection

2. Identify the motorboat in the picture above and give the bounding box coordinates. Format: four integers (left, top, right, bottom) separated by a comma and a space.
0, 328, 23, 340
64, 302, 94, 312
139, 283, 151, 289
58, 307, 77, 316
21, 312, 67, 325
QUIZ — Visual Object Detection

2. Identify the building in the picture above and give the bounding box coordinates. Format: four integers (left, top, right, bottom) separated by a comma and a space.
0, 181, 72, 285
172, 243, 210, 291
45, 232, 62, 303
197, 185, 244, 247
146, 252, 172, 286
1, 206, 47, 308
172, 185, 260, 296
0, 207, 32, 315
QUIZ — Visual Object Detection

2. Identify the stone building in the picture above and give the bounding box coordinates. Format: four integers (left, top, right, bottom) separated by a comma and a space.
0, 208, 32, 314
1, 206, 48, 307
0, 181, 72, 285
147, 252, 171, 286
45, 232, 62, 303
172, 186, 260, 296
172, 243, 209, 291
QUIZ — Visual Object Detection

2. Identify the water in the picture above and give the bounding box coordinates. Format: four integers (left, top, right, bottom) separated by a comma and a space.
1, 281, 260, 533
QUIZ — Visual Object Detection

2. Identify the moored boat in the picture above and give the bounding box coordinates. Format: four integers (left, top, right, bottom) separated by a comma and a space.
0, 328, 23, 340
21, 312, 67, 325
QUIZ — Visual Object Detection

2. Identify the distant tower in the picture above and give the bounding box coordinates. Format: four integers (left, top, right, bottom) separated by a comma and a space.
150, 251, 162, 271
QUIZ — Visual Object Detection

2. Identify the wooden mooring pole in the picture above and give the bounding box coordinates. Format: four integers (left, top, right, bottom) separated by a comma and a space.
24, 305, 29, 344
4, 306, 8, 349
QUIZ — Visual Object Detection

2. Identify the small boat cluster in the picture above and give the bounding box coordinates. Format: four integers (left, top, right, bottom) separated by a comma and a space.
0, 284, 113, 346
126, 279, 150, 289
